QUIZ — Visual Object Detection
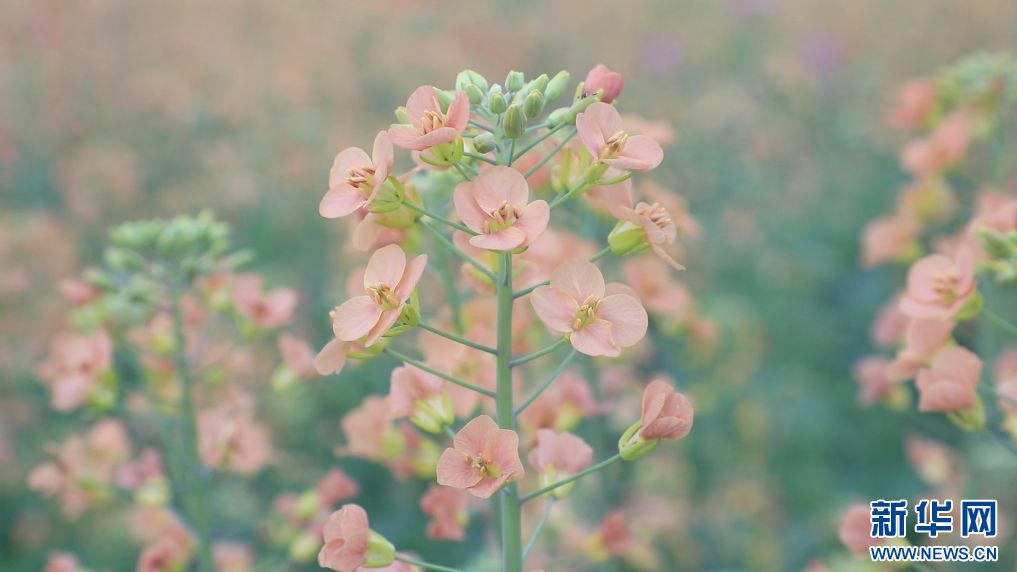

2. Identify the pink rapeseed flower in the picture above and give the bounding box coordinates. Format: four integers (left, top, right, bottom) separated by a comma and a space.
531, 259, 648, 357
320, 131, 394, 218
388, 86, 469, 151
640, 379, 694, 440
583, 64, 625, 103
331, 244, 427, 347
231, 274, 298, 329
527, 429, 593, 497
419, 485, 471, 541
899, 247, 977, 319
318, 504, 394, 572
839, 504, 880, 556
454, 166, 549, 251
915, 345, 983, 412
436, 415, 524, 499
576, 103, 663, 172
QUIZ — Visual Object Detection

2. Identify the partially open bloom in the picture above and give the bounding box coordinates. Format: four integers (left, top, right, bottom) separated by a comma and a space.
583, 64, 625, 103
901, 111, 973, 175
231, 274, 299, 329
915, 345, 983, 414
576, 103, 663, 172
852, 356, 895, 407
37, 329, 114, 411
389, 364, 454, 433
584, 512, 635, 562
272, 333, 318, 391
388, 86, 468, 152
454, 166, 549, 251
619, 379, 693, 460
889, 79, 938, 129
419, 485, 471, 541
531, 259, 647, 357
331, 244, 427, 347
320, 131, 395, 218
198, 393, 272, 475
899, 247, 979, 320
436, 415, 524, 499
607, 192, 686, 270
318, 505, 395, 572
839, 504, 882, 556
860, 215, 921, 268
527, 429, 593, 499
885, 317, 955, 382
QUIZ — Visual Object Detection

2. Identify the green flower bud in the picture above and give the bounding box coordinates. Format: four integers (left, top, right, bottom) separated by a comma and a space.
617, 421, 661, 461
545, 71, 570, 102
976, 225, 1014, 259
547, 107, 568, 126
363, 530, 396, 569
464, 83, 485, 105
503, 104, 527, 139
528, 73, 549, 95
271, 365, 300, 393
294, 490, 321, 520
435, 89, 454, 113
394, 106, 410, 124
608, 220, 650, 257
505, 70, 525, 92
288, 531, 321, 563
488, 90, 508, 114
564, 95, 599, 125
523, 89, 545, 118
472, 133, 497, 154
456, 69, 488, 92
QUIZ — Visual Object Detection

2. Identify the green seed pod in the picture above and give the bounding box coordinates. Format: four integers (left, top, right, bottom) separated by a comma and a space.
523, 89, 545, 118
503, 104, 527, 139
505, 70, 525, 92
545, 71, 571, 102
472, 133, 497, 154
488, 90, 508, 114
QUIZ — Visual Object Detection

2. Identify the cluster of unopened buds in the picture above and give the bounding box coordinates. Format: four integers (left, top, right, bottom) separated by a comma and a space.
313, 64, 697, 572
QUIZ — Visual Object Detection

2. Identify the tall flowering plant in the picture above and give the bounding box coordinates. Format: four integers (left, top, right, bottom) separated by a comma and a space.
314, 65, 696, 572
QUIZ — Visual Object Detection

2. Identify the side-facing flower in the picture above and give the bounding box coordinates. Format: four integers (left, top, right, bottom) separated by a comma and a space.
419, 485, 471, 541
454, 166, 549, 251
606, 185, 686, 270
899, 246, 979, 320
839, 504, 882, 556
619, 379, 694, 460
318, 504, 395, 572
331, 244, 427, 347
576, 103, 663, 172
885, 317, 956, 382
37, 329, 114, 411
320, 131, 395, 218
389, 364, 455, 434
436, 415, 524, 499
531, 259, 647, 357
231, 274, 299, 329
527, 429, 593, 499
272, 333, 319, 391
388, 86, 468, 152
583, 64, 625, 103
915, 345, 983, 415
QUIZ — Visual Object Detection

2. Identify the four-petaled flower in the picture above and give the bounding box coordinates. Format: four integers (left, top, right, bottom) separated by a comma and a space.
436, 415, 524, 499
577, 102, 663, 172
454, 166, 550, 251
900, 246, 977, 319
320, 131, 395, 219
389, 86, 469, 151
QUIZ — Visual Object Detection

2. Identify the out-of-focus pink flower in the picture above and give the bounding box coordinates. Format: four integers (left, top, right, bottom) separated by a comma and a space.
897, 178, 956, 224
623, 257, 694, 319
585, 512, 634, 561
318, 504, 394, 572
965, 199, 1017, 258
214, 541, 254, 572
870, 295, 909, 349
889, 79, 938, 130
995, 348, 1017, 416
531, 259, 647, 357
419, 485, 470, 541
232, 274, 298, 329
527, 429, 593, 497
576, 103, 663, 172
905, 434, 960, 487
349, 212, 411, 253
198, 393, 272, 475
421, 325, 494, 417
43, 552, 81, 572
137, 536, 192, 572
277, 333, 318, 378
317, 468, 360, 506
436, 415, 524, 499
389, 86, 469, 151
454, 166, 549, 251
860, 215, 921, 268
620, 114, 676, 146
116, 448, 163, 489
916, 346, 983, 412
839, 504, 880, 556
37, 329, 113, 412
320, 131, 394, 218
611, 199, 687, 270
518, 370, 600, 434
639, 379, 694, 440
314, 338, 367, 376
389, 363, 453, 433
129, 506, 195, 551
899, 247, 977, 319
852, 356, 895, 407
885, 318, 955, 382
331, 244, 427, 347
901, 112, 973, 175
58, 279, 100, 306
583, 64, 625, 103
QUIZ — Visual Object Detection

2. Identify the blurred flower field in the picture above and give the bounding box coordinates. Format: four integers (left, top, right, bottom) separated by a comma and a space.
3, 1, 1017, 571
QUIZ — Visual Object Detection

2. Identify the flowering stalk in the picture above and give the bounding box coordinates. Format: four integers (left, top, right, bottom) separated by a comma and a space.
495, 252, 524, 572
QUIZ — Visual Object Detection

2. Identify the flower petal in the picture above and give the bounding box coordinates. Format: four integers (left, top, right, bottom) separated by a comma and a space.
550, 259, 605, 301
470, 227, 527, 251
328, 147, 372, 188
436, 448, 484, 490
364, 308, 400, 347
333, 297, 382, 341
570, 319, 620, 357
530, 286, 580, 334
315, 338, 350, 375
453, 182, 489, 233
320, 183, 366, 219
597, 294, 648, 347
365, 244, 407, 290
474, 166, 529, 212
405, 86, 440, 130
395, 254, 428, 301
514, 200, 550, 245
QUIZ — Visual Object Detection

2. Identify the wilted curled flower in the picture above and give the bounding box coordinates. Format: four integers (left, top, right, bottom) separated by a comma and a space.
320, 131, 395, 218
318, 504, 395, 572
436, 415, 524, 499
527, 429, 593, 499
618, 379, 694, 460
454, 166, 549, 251
583, 64, 625, 103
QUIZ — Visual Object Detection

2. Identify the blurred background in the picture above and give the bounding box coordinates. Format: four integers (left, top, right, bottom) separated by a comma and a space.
3, 0, 1017, 570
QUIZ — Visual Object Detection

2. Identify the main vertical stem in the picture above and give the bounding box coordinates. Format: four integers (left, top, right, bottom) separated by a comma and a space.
168, 286, 215, 572
495, 252, 523, 572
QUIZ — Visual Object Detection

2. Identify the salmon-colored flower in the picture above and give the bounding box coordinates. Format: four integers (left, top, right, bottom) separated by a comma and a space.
531, 259, 647, 357
389, 86, 469, 151
623, 257, 694, 319
576, 103, 663, 172
638, 379, 694, 440
320, 131, 395, 218
273, 333, 318, 390
527, 429, 593, 498
899, 246, 978, 319
318, 504, 394, 572
332, 244, 427, 347
419, 485, 471, 541
44, 552, 81, 572
839, 504, 880, 556
905, 434, 960, 487
607, 194, 687, 270
198, 393, 272, 475
389, 364, 454, 433
232, 274, 298, 329
314, 338, 368, 376
317, 468, 361, 507
852, 356, 895, 407
889, 79, 938, 130
860, 215, 921, 268
213, 542, 253, 572
885, 317, 955, 382
37, 329, 114, 411
517, 370, 600, 434
916, 345, 983, 412
454, 166, 549, 251
436, 415, 524, 499
585, 512, 634, 561
137, 536, 192, 572
583, 64, 625, 103
870, 295, 908, 349
901, 111, 973, 175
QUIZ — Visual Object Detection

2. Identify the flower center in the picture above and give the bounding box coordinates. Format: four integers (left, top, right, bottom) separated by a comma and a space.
932, 272, 960, 304
637, 202, 672, 230
366, 283, 402, 310
421, 110, 446, 135
346, 165, 376, 197
483, 200, 521, 234
471, 455, 492, 476
572, 294, 603, 331
600, 130, 629, 160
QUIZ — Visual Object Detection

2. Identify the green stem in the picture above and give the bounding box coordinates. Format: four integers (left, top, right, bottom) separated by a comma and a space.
524, 129, 576, 179
432, 244, 465, 334
383, 347, 495, 397
519, 454, 623, 504
507, 139, 516, 167
509, 338, 568, 368
394, 555, 466, 572
419, 322, 497, 355
168, 286, 215, 572
513, 122, 566, 162
468, 119, 494, 133
495, 252, 524, 572
442, 425, 458, 440
464, 151, 499, 165
589, 246, 611, 262
522, 497, 555, 560
549, 179, 593, 210
453, 163, 475, 182
515, 349, 577, 416
524, 121, 553, 133
419, 222, 497, 282
404, 201, 477, 235
984, 309, 1017, 337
